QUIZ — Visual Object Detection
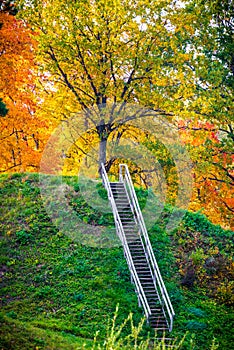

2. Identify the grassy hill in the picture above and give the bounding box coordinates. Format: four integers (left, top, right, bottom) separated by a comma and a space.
0, 173, 233, 349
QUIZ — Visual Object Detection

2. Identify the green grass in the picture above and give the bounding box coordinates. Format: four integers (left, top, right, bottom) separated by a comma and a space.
0, 173, 233, 349
0, 313, 93, 350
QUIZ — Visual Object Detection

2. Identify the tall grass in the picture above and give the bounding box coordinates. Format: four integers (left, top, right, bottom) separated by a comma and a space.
82, 306, 219, 350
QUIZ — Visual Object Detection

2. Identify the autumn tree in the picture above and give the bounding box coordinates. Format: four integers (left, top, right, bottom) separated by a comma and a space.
174, 0, 234, 227
0, 10, 50, 172
17, 0, 206, 174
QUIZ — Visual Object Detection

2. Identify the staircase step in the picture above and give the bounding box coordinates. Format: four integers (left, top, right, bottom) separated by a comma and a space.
150, 319, 168, 324
150, 317, 167, 321
140, 280, 154, 284
110, 182, 124, 185
114, 196, 128, 200
111, 187, 126, 190
138, 276, 153, 280
125, 231, 141, 237
151, 326, 168, 331
151, 323, 168, 327
115, 198, 128, 201
111, 191, 125, 194
126, 239, 143, 242
127, 242, 142, 246
121, 219, 135, 222
121, 221, 136, 224
134, 264, 149, 269
148, 302, 161, 306
144, 289, 157, 293
136, 270, 152, 274
119, 211, 134, 219
129, 246, 144, 250
151, 308, 163, 312
111, 187, 125, 189
122, 225, 137, 229
147, 300, 161, 305
121, 217, 134, 220
118, 212, 132, 215
126, 233, 140, 237
136, 268, 151, 278
131, 250, 146, 253
117, 206, 131, 209
123, 234, 138, 238
136, 273, 152, 278
116, 206, 130, 208
131, 254, 147, 258
150, 320, 168, 325
129, 247, 145, 250
139, 279, 154, 283
142, 284, 155, 289
127, 239, 141, 243
132, 257, 147, 261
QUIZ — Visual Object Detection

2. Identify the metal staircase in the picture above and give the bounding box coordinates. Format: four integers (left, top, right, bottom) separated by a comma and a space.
101, 163, 175, 332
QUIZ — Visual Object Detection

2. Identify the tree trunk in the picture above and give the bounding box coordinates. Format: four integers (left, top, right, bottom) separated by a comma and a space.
98, 135, 107, 176
97, 119, 111, 177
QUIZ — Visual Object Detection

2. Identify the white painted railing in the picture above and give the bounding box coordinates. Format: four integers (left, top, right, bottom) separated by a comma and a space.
119, 164, 175, 332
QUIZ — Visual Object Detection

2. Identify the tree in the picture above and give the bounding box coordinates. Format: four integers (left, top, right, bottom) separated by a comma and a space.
0, 11, 50, 172
175, 0, 234, 227
17, 0, 203, 173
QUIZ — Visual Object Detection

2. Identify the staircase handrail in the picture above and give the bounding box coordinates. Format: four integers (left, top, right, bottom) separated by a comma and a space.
101, 164, 151, 319
119, 164, 175, 332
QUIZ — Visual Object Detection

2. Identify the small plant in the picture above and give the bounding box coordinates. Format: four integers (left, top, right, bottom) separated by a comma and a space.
190, 248, 206, 266
15, 230, 33, 245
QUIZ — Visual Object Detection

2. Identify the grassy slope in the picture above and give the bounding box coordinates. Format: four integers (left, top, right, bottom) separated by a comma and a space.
0, 173, 233, 350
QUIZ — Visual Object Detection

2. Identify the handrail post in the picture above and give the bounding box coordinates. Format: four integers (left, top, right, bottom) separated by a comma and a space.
119, 164, 124, 182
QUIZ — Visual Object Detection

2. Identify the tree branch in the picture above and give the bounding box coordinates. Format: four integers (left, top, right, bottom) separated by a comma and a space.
74, 40, 100, 103
47, 46, 89, 109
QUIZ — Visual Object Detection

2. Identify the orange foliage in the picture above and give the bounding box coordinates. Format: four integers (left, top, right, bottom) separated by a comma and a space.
178, 120, 234, 230
0, 13, 49, 172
